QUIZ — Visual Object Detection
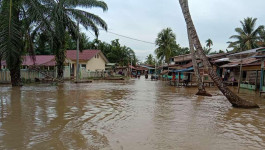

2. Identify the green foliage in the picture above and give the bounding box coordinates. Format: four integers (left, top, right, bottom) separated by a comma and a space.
203, 47, 212, 55
205, 39, 213, 48
155, 28, 190, 64
38, 0, 108, 78
258, 28, 265, 47
145, 54, 155, 65
228, 17, 264, 52
175, 46, 190, 56
209, 50, 225, 55
155, 28, 177, 64
87, 39, 138, 66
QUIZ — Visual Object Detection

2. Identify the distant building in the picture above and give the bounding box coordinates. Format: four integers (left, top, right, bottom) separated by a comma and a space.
1, 49, 109, 74
65, 50, 109, 76
1, 55, 55, 70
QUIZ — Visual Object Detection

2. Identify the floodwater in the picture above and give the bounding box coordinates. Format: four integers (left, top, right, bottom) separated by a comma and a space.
0, 77, 265, 150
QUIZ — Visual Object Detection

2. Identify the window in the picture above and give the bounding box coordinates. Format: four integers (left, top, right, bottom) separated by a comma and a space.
81, 64, 86, 68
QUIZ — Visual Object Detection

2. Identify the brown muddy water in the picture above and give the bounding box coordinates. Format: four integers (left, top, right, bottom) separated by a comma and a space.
0, 77, 265, 150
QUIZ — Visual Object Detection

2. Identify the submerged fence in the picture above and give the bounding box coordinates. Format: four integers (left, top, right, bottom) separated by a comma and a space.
0, 67, 115, 83
0, 69, 57, 83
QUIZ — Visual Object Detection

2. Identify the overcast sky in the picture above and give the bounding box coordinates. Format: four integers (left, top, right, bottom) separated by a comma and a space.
84, 0, 265, 61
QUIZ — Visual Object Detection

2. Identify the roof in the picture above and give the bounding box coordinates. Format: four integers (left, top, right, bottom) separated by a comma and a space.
220, 57, 259, 68
138, 65, 155, 69
207, 53, 229, 59
2, 55, 56, 66
230, 47, 265, 57
66, 50, 100, 61
23, 55, 55, 66
160, 70, 169, 75
214, 58, 230, 63
129, 65, 136, 69
171, 67, 194, 73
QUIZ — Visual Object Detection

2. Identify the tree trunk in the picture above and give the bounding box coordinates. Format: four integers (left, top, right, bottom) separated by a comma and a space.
187, 27, 211, 96
10, 59, 22, 86
56, 48, 65, 80
179, 0, 259, 108
0, 55, 2, 70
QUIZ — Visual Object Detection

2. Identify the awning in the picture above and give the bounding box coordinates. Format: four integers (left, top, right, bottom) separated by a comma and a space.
171, 67, 194, 73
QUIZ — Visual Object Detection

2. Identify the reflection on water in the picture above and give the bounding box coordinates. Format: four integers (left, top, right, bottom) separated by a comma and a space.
0, 79, 265, 150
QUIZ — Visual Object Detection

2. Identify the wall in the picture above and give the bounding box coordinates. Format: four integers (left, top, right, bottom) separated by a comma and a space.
86, 54, 106, 71
0, 67, 70, 83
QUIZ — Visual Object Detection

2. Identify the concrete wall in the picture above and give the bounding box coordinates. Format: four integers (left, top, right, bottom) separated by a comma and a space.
0, 67, 70, 83
86, 54, 106, 71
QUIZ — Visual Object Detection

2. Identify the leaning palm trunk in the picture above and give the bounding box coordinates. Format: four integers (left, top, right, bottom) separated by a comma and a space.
188, 29, 211, 96
179, 0, 259, 108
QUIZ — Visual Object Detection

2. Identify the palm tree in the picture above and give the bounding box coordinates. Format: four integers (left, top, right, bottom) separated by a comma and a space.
0, 0, 48, 86
145, 54, 155, 65
228, 17, 264, 51
206, 39, 213, 48
179, 0, 259, 108
187, 28, 211, 96
155, 28, 177, 64
258, 28, 265, 47
42, 0, 108, 79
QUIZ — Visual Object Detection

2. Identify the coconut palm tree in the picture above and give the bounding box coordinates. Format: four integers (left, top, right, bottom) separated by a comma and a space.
206, 39, 213, 48
179, 0, 259, 108
0, 0, 48, 86
155, 28, 177, 64
228, 17, 264, 51
41, 0, 108, 79
145, 54, 155, 65
187, 28, 211, 96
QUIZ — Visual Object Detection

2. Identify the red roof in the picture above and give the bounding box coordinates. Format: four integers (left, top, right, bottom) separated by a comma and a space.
1, 55, 55, 66
22, 55, 55, 66
66, 50, 100, 61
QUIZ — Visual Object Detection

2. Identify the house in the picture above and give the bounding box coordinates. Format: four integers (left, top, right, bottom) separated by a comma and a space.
1, 49, 109, 75
1, 55, 56, 70
65, 50, 109, 76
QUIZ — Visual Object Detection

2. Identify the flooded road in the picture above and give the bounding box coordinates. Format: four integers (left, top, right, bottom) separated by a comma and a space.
0, 77, 265, 150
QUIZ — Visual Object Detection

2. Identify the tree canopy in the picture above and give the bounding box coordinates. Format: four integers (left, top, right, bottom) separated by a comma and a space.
155, 28, 190, 64
228, 17, 264, 52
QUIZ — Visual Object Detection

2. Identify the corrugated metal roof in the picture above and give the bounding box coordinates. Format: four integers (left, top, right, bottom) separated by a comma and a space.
171, 67, 194, 73
220, 57, 259, 68
230, 47, 265, 56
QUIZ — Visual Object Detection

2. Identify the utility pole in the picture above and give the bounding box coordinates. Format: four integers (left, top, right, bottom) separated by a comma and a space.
237, 58, 242, 93
131, 56, 132, 77
76, 20, 80, 82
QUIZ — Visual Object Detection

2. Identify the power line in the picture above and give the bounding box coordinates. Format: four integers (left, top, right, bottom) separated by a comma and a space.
99, 29, 156, 45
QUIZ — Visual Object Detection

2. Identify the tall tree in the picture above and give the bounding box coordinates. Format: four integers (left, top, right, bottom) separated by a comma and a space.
145, 54, 155, 65
0, 0, 47, 86
228, 17, 264, 52
44, 0, 108, 79
188, 28, 211, 96
179, 0, 259, 108
155, 28, 177, 64
205, 39, 213, 48
258, 28, 265, 47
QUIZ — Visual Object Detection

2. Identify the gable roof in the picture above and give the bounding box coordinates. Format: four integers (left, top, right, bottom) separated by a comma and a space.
23, 55, 55, 66
1, 55, 55, 66
66, 50, 100, 61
